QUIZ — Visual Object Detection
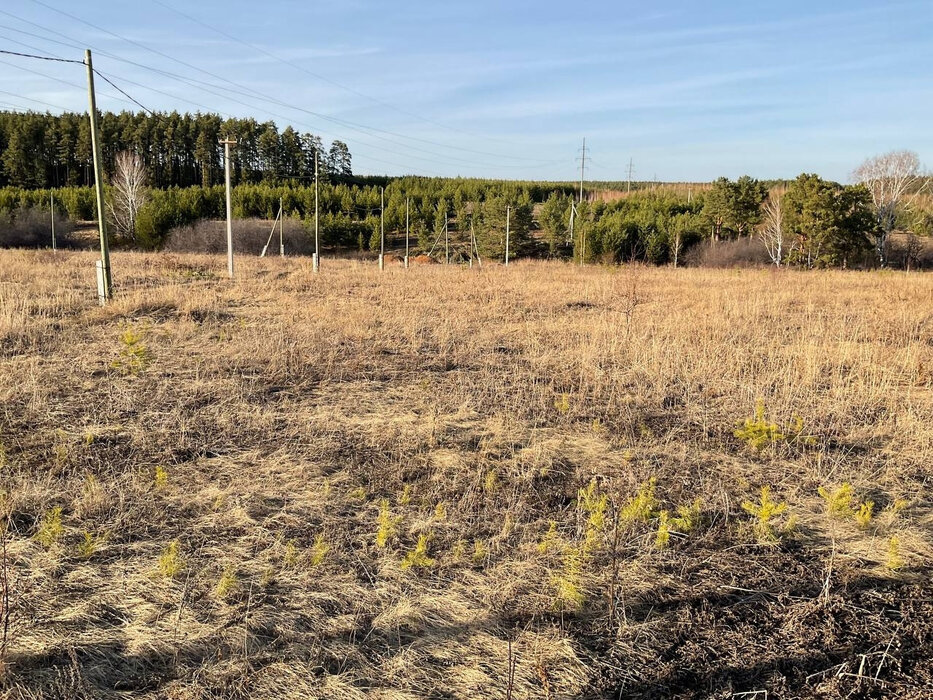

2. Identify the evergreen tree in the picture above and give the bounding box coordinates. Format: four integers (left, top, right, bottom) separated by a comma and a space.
540, 192, 570, 255
784, 174, 873, 267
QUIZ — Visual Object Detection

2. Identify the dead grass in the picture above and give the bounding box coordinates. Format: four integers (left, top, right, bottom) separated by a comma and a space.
0, 252, 931, 698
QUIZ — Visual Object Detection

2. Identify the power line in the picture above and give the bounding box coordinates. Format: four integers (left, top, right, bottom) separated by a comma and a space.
0, 29, 74, 60
0, 47, 81, 63
0, 87, 69, 111
0, 48, 153, 115
92, 69, 152, 114
0, 57, 136, 109
2, 9, 570, 177
2, 21, 566, 178
150, 0, 502, 145
146, 0, 558, 162
26, 0, 559, 167
2, 20, 496, 175
0, 29, 445, 174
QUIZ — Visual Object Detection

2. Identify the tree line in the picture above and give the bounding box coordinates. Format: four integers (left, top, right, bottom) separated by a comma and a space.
0, 110, 352, 189
0, 111, 928, 270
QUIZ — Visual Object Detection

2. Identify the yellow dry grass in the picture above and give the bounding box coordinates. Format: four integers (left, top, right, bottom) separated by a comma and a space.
0, 249, 931, 698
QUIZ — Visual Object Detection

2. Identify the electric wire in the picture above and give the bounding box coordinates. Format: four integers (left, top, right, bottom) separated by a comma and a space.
3, 7, 576, 178
0, 47, 81, 62
27, 0, 561, 167
149, 0, 541, 148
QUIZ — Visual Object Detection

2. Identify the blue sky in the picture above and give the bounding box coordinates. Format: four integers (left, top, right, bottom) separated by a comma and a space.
1, 0, 931, 181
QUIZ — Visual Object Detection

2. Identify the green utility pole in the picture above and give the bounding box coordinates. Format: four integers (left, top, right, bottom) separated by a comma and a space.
85, 49, 112, 302
50, 190, 56, 251
314, 151, 320, 272
220, 137, 237, 278
505, 205, 510, 266
379, 186, 385, 270
404, 197, 410, 269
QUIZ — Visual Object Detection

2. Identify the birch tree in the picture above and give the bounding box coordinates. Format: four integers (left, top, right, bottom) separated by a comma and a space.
109, 150, 149, 240
853, 150, 921, 266
758, 188, 789, 266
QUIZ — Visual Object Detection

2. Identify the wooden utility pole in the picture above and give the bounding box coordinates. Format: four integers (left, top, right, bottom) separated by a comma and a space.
313, 151, 320, 272
85, 49, 111, 302
379, 186, 385, 270
220, 137, 237, 278
627, 158, 634, 193
50, 190, 56, 251
404, 197, 410, 269
579, 137, 586, 203
504, 205, 510, 266
444, 213, 449, 265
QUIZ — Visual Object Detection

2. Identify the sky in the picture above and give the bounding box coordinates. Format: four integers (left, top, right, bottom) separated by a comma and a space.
0, 0, 931, 182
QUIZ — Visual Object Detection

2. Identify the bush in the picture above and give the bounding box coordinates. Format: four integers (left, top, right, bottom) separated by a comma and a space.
885, 233, 933, 270
0, 186, 96, 221
164, 217, 315, 256
683, 236, 771, 268
0, 206, 75, 248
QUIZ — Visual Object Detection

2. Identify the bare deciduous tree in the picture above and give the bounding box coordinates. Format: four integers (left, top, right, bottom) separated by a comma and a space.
852, 150, 922, 266
758, 188, 790, 266
109, 150, 149, 240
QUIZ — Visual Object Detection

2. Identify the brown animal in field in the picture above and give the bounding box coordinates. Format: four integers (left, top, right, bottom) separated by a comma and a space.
412, 254, 437, 265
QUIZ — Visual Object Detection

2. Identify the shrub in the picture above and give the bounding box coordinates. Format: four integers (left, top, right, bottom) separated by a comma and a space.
111, 329, 151, 375
741, 487, 788, 542
855, 501, 875, 529
34, 507, 64, 548
75, 531, 100, 559
215, 566, 238, 599
309, 534, 329, 566
0, 206, 75, 248
885, 537, 904, 571
735, 400, 785, 450
164, 217, 315, 255
471, 539, 488, 566
818, 483, 854, 518
376, 499, 400, 548
619, 478, 659, 525
655, 511, 671, 549
537, 521, 565, 555
578, 480, 607, 556
157, 541, 185, 578
401, 534, 434, 570
683, 236, 770, 268
552, 547, 584, 612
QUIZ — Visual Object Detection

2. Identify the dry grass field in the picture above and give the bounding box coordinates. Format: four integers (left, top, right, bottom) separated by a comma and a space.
1, 251, 932, 699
